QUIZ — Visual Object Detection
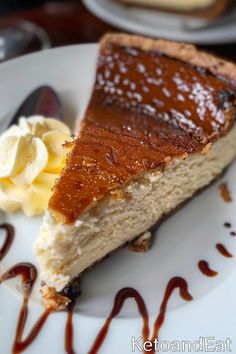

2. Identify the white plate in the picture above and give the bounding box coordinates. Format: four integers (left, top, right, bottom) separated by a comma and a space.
83, 0, 236, 44
0, 44, 236, 354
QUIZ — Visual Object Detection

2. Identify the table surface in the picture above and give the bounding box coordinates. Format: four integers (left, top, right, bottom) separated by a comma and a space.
1, 0, 236, 61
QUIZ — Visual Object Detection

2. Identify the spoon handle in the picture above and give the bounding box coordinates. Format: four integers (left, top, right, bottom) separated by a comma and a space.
9, 86, 63, 127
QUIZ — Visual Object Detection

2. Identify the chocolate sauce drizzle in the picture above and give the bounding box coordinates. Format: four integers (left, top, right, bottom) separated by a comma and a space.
0, 223, 14, 261
0, 222, 234, 354
3, 222, 190, 354
223, 222, 236, 237
0, 262, 51, 354
216, 243, 233, 258
65, 301, 76, 354
89, 288, 148, 354
0, 224, 50, 354
89, 277, 192, 354
219, 183, 232, 203
198, 260, 218, 277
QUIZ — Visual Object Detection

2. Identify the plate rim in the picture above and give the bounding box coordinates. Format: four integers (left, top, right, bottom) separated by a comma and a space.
83, 0, 236, 44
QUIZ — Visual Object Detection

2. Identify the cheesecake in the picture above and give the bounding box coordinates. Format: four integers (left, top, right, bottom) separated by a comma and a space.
117, 0, 233, 18
35, 34, 236, 308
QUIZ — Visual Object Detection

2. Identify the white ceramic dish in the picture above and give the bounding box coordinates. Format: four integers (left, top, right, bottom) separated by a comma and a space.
83, 0, 236, 44
0, 44, 236, 354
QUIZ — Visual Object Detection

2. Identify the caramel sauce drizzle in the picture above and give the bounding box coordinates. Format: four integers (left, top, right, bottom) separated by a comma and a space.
0, 263, 50, 354
219, 183, 232, 203
216, 243, 233, 258
0, 224, 14, 261
0, 224, 193, 354
0, 221, 235, 354
0, 224, 50, 354
89, 277, 192, 354
65, 301, 76, 354
198, 260, 218, 277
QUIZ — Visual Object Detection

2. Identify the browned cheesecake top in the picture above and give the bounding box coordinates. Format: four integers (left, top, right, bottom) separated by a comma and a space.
49, 35, 236, 223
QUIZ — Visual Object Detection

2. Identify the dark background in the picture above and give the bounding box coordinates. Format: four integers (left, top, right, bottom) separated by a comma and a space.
0, 0, 49, 14
0, 0, 235, 61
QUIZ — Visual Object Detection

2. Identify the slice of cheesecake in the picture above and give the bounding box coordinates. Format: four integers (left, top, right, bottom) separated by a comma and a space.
118, 0, 233, 19
35, 34, 236, 308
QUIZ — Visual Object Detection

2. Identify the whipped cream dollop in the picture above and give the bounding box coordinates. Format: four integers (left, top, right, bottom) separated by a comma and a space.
0, 116, 72, 216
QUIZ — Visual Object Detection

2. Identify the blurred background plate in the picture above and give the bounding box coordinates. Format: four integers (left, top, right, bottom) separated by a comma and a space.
83, 0, 236, 44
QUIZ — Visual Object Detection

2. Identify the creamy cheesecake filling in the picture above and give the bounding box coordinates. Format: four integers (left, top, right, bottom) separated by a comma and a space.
35, 124, 236, 292
119, 0, 216, 11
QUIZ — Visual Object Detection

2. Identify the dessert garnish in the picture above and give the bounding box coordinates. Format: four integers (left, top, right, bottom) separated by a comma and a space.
0, 115, 72, 216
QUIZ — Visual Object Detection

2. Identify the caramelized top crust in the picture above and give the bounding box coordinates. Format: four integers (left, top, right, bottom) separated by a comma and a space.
49, 34, 236, 223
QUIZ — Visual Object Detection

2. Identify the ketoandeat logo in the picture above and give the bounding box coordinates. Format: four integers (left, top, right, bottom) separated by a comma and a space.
131, 336, 232, 352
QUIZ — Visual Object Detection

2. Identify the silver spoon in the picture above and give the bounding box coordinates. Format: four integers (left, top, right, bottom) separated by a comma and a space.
0, 19, 50, 62
9, 85, 63, 127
